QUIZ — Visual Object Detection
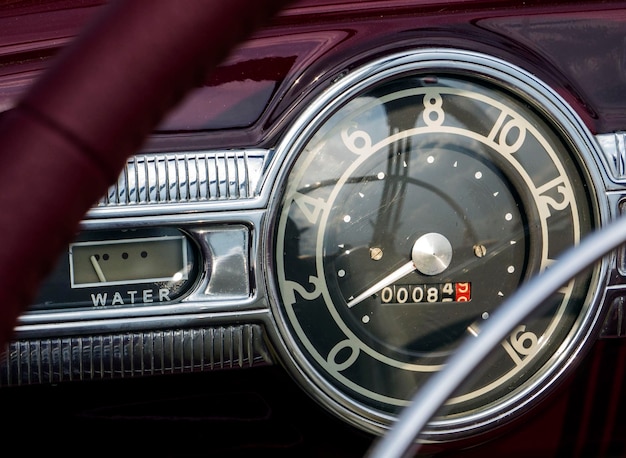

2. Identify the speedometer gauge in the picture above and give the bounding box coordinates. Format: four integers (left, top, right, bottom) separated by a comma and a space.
267, 49, 607, 441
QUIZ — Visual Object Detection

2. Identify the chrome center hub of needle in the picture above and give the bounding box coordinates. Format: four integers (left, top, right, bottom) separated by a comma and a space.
412, 233, 453, 276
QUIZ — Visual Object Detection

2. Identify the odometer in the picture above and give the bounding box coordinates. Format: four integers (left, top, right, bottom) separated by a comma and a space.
379, 282, 471, 304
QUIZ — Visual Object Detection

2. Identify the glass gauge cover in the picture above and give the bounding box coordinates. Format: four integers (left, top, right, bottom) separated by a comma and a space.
269, 49, 605, 441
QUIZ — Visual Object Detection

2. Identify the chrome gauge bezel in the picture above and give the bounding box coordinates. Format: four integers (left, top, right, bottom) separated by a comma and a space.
265, 48, 609, 441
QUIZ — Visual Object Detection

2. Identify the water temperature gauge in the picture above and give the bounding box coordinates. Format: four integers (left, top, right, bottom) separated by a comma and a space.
32, 228, 199, 310
70, 235, 189, 288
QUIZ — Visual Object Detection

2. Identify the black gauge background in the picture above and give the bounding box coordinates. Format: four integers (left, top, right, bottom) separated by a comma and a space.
31, 227, 200, 310
324, 135, 533, 364
269, 56, 600, 438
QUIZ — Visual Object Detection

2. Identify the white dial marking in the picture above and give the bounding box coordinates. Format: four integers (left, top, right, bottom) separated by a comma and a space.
467, 324, 480, 337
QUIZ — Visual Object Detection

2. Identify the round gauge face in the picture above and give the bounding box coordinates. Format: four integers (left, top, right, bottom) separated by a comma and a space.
269, 50, 603, 440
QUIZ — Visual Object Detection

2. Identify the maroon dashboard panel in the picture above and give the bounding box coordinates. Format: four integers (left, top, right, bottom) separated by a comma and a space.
0, 1, 624, 456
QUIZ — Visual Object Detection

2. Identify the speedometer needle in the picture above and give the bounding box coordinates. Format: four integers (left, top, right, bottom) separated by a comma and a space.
347, 261, 416, 308
346, 232, 453, 308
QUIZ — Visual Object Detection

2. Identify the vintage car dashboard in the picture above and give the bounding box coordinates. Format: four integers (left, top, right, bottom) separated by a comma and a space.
2, 0, 626, 455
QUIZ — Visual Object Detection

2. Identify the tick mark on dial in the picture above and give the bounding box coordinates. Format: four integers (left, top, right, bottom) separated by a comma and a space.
467, 324, 480, 337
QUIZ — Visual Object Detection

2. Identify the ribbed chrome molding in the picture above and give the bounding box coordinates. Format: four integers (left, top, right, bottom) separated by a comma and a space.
94, 149, 271, 209
0, 324, 273, 387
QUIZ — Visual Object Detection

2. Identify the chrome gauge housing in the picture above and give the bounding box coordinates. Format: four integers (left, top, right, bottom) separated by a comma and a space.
266, 49, 609, 441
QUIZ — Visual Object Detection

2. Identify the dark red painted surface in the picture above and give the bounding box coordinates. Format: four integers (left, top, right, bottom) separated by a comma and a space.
2, 1, 626, 145
0, 339, 624, 456
0, 1, 624, 456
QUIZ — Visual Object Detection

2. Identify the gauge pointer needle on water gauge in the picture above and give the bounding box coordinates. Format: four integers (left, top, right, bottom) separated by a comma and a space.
89, 255, 107, 283
347, 233, 453, 308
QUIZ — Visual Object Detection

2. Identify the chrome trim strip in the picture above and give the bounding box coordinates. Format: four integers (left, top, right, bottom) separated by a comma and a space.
185, 225, 250, 302
88, 149, 272, 217
596, 132, 626, 183
0, 324, 273, 387
601, 295, 626, 337
595, 136, 626, 339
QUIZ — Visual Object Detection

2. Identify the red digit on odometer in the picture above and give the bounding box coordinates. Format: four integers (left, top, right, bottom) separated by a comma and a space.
456, 282, 471, 302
